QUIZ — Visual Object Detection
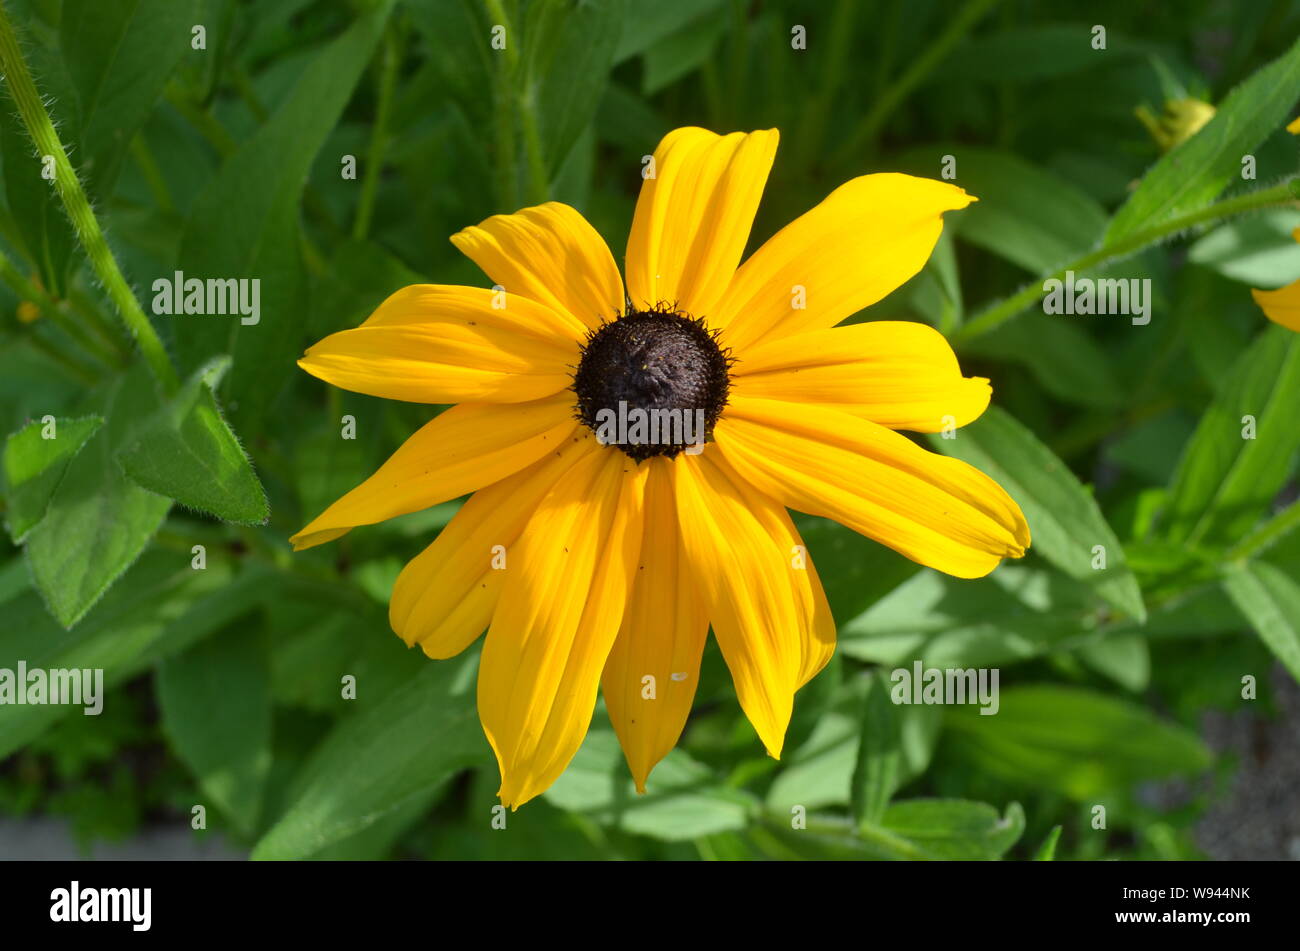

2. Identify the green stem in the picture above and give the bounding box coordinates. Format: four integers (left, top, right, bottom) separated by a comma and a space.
957, 180, 1300, 343
0, 5, 178, 392
483, 0, 547, 205
1226, 498, 1300, 562
129, 134, 175, 215
353, 27, 401, 240
834, 0, 1001, 163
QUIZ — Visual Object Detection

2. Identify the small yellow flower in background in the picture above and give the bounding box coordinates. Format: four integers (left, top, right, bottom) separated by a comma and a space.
16, 298, 40, 323
292, 127, 1030, 808
1251, 226, 1300, 332
1135, 98, 1216, 151
1286, 116, 1300, 134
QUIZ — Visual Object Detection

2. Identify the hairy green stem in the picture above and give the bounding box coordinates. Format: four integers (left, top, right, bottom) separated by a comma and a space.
0, 5, 178, 391
353, 27, 401, 239
957, 180, 1300, 343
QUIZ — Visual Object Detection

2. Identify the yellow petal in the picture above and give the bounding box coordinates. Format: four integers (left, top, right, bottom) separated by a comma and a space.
290, 394, 577, 551
714, 174, 974, 351
451, 202, 624, 331
389, 433, 600, 657
1287, 116, 1300, 135
601, 458, 709, 793
625, 127, 779, 318
299, 285, 577, 404
671, 451, 829, 758
1252, 281, 1300, 333
716, 396, 1030, 579
733, 320, 991, 431
479, 449, 647, 809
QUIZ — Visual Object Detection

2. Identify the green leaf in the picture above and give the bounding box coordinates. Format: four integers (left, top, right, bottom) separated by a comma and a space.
1162, 325, 1300, 547
0, 550, 235, 757
850, 671, 902, 826
1222, 560, 1300, 682
613, 0, 725, 63
939, 26, 1149, 83
878, 799, 1025, 860
962, 316, 1124, 411
641, 11, 726, 95
946, 685, 1212, 798
901, 146, 1109, 274
839, 564, 1098, 668
1188, 208, 1300, 288
24, 365, 172, 627
251, 653, 484, 860
931, 407, 1146, 621
117, 357, 268, 524
61, 0, 198, 197
1034, 825, 1062, 860
523, 0, 627, 175
545, 728, 756, 841
158, 623, 272, 835
174, 1, 395, 424
3, 414, 102, 542
1105, 33, 1300, 243
1077, 633, 1151, 692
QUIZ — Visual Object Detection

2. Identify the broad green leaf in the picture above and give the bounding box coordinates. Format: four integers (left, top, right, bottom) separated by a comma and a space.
0, 550, 234, 758
839, 565, 1098, 668
946, 685, 1212, 798
641, 11, 726, 95
793, 514, 919, 624
61, 0, 197, 197
767, 692, 941, 813
1162, 325, 1300, 547
158, 623, 272, 836
24, 365, 172, 627
3, 414, 102, 542
1077, 633, 1150, 692
931, 407, 1146, 621
174, 1, 395, 423
1189, 209, 1300, 288
613, 0, 726, 63
523, 0, 628, 175
1034, 825, 1062, 860
251, 653, 484, 860
877, 799, 1025, 860
899, 146, 1108, 274
939, 26, 1149, 83
961, 317, 1124, 411
1222, 560, 1300, 682
117, 357, 269, 524
545, 728, 756, 841
850, 671, 902, 826
1105, 33, 1300, 243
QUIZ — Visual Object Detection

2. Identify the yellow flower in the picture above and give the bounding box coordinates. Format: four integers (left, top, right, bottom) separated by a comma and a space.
1135, 98, 1215, 152
292, 127, 1030, 808
1251, 226, 1300, 332
16, 299, 40, 323
1287, 116, 1300, 134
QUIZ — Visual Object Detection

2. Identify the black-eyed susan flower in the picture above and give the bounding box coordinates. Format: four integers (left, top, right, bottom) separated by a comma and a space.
1251, 225, 1300, 332
292, 127, 1030, 808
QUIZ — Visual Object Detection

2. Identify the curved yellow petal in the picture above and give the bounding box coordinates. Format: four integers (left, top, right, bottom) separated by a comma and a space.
714, 174, 974, 351
671, 451, 831, 758
601, 458, 709, 793
716, 396, 1030, 579
451, 202, 624, 331
625, 127, 779, 319
299, 285, 577, 404
389, 432, 600, 657
290, 395, 577, 551
732, 320, 991, 431
1252, 281, 1300, 332
479, 449, 647, 809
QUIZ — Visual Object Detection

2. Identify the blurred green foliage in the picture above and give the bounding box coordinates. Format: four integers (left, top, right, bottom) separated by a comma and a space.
2, 0, 1300, 860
